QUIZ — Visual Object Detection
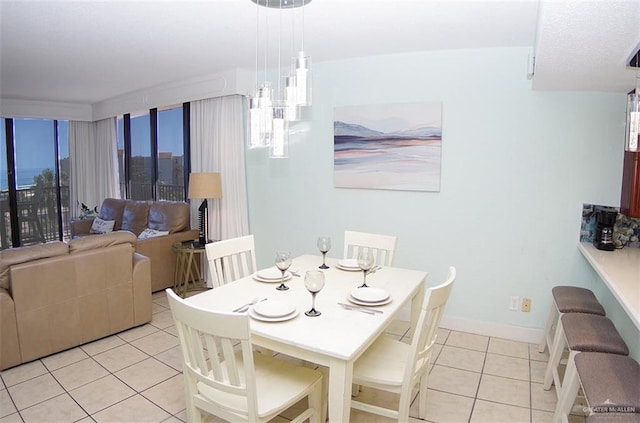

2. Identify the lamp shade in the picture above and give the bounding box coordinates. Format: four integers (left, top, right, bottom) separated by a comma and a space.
188, 173, 222, 199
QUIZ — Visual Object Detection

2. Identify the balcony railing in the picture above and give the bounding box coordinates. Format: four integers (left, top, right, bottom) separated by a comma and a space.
0, 186, 70, 249
127, 182, 185, 202
0, 183, 186, 250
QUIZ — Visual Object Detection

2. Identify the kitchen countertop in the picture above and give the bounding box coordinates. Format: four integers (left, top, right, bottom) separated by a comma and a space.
578, 242, 640, 330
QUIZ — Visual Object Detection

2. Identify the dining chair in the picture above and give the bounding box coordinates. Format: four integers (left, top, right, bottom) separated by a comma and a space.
343, 230, 398, 267
165, 289, 324, 423
205, 234, 257, 288
350, 266, 456, 422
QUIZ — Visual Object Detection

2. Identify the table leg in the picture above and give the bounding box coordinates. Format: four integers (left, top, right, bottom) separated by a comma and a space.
409, 282, 426, 339
176, 251, 190, 297
328, 358, 353, 422
185, 251, 197, 294
173, 251, 182, 293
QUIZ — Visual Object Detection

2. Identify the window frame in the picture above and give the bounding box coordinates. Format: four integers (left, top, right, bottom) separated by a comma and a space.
120, 102, 190, 202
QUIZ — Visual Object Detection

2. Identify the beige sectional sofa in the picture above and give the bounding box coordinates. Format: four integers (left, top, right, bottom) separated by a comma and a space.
0, 231, 151, 371
71, 198, 199, 292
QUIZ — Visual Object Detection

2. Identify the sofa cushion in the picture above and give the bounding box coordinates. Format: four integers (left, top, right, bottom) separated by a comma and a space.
148, 201, 190, 233
69, 230, 137, 254
0, 242, 69, 290
138, 228, 169, 240
121, 201, 152, 236
90, 217, 115, 234
99, 198, 127, 231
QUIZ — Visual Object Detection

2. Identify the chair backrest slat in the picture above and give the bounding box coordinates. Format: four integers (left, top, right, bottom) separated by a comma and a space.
206, 235, 257, 288
344, 230, 398, 267
406, 267, 456, 385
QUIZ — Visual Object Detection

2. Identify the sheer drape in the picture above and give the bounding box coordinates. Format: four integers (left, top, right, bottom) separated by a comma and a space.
189, 95, 249, 242
69, 118, 120, 218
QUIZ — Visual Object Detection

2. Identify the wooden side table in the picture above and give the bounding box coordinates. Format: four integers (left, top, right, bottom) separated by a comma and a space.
172, 240, 207, 297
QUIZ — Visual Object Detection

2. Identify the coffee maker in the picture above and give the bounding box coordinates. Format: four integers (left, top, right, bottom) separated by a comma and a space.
593, 206, 618, 251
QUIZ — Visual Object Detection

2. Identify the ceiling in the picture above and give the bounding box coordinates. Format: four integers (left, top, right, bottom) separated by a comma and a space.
0, 0, 639, 107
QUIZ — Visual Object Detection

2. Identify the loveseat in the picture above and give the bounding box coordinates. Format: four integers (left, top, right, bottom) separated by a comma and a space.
70, 198, 199, 292
0, 231, 151, 370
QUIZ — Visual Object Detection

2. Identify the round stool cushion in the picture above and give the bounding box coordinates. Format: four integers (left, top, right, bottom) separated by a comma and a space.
576, 352, 640, 415
561, 314, 629, 355
552, 286, 605, 315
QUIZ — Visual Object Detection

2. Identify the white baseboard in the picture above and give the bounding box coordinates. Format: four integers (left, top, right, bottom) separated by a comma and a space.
396, 306, 544, 344
440, 315, 544, 344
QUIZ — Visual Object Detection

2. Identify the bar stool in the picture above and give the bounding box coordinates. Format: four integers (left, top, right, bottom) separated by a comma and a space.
538, 286, 606, 354
543, 313, 629, 397
553, 352, 640, 423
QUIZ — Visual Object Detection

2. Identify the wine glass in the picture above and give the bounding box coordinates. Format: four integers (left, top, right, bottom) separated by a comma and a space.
274, 251, 292, 291
304, 270, 325, 317
357, 249, 375, 288
317, 236, 331, 269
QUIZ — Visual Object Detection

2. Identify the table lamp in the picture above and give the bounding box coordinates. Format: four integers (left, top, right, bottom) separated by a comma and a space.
188, 172, 222, 247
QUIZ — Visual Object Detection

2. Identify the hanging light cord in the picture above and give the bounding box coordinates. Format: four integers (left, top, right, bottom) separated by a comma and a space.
264, 0, 269, 84
278, 0, 282, 97
254, 0, 259, 87
301, 0, 305, 52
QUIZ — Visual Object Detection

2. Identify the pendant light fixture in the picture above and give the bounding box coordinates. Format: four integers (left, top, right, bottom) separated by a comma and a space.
248, 0, 312, 157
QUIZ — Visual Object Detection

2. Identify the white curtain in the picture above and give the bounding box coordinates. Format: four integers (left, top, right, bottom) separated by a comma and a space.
189, 95, 249, 241
69, 118, 120, 218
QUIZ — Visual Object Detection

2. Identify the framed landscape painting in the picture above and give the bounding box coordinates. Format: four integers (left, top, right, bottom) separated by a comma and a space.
334, 102, 442, 192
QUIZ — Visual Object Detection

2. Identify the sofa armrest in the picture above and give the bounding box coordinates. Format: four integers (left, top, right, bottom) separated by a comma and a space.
70, 218, 94, 238
0, 288, 21, 370
135, 230, 199, 292
132, 253, 152, 326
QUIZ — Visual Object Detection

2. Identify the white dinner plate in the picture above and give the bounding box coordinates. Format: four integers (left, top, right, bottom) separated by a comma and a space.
256, 267, 291, 280
337, 259, 359, 269
249, 307, 299, 322
336, 264, 361, 272
253, 300, 296, 318
348, 293, 392, 307
253, 272, 293, 283
350, 287, 390, 303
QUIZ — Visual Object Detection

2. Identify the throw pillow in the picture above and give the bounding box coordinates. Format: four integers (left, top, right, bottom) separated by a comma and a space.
138, 227, 169, 240
90, 217, 116, 234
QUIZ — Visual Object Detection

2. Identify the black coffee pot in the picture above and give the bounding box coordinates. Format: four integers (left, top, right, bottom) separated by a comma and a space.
593, 206, 617, 251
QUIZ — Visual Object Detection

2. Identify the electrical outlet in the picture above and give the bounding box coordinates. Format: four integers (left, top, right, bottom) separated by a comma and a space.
521, 298, 531, 312
509, 296, 519, 311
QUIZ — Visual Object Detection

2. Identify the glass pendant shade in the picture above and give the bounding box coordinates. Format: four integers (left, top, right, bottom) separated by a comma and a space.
284, 74, 299, 121
270, 105, 289, 158
258, 83, 274, 146
295, 51, 312, 106
248, 95, 262, 148
626, 91, 640, 152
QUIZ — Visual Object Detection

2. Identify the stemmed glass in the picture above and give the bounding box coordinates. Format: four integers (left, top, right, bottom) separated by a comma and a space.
317, 236, 331, 269
274, 251, 292, 291
304, 270, 325, 317
357, 250, 375, 288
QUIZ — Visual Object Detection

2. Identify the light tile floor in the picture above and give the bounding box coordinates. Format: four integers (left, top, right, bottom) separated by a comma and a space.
0, 291, 585, 423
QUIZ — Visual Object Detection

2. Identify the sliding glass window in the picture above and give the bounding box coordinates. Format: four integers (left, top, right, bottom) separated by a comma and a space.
1, 118, 69, 249
129, 112, 153, 200
119, 104, 189, 201
157, 106, 185, 201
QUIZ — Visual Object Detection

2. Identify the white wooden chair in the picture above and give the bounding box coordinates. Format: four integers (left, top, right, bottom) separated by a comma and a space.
343, 230, 398, 267
165, 289, 323, 423
205, 234, 257, 288
350, 267, 456, 422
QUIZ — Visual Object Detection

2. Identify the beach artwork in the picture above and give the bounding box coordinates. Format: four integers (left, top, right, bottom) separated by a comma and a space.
334, 102, 442, 192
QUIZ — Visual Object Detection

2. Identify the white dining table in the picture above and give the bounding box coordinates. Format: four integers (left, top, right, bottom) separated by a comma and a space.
185, 254, 427, 422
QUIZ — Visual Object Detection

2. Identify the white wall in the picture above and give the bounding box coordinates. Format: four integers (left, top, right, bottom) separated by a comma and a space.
246, 47, 630, 343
